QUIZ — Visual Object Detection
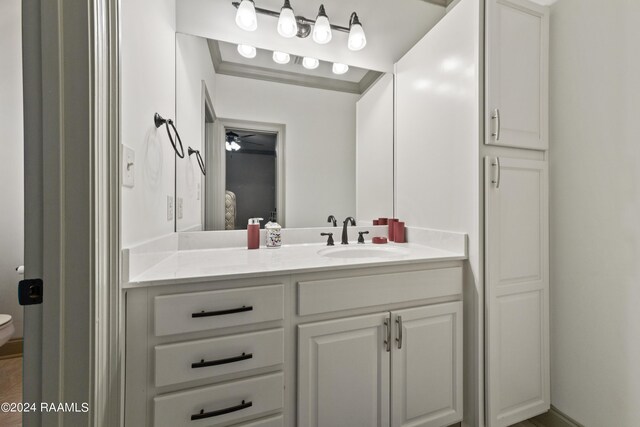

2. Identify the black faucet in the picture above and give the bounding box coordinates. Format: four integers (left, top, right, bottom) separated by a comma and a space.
321, 232, 335, 246
358, 231, 370, 244
341, 217, 356, 245
327, 215, 337, 227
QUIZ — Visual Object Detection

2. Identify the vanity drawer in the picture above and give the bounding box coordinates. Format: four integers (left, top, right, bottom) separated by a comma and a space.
297, 267, 462, 315
153, 372, 284, 427
154, 284, 284, 336
154, 329, 284, 387
234, 415, 283, 427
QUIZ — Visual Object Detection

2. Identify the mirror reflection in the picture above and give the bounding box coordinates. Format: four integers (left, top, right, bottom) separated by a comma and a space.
175, 33, 393, 231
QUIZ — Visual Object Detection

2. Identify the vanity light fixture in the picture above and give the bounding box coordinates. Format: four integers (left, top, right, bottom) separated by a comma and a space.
302, 57, 319, 70
235, 0, 258, 31
272, 51, 290, 64
277, 0, 298, 38
232, 2, 366, 50
237, 44, 257, 58
312, 5, 332, 44
332, 62, 349, 75
347, 12, 366, 51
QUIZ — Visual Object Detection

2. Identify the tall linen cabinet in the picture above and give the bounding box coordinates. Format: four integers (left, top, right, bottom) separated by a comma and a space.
394, 0, 550, 426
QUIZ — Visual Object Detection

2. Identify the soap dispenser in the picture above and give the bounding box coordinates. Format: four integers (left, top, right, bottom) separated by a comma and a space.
247, 218, 263, 250
265, 213, 282, 248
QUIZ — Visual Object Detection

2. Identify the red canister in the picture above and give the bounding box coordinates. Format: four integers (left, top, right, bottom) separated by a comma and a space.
388, 218, 398, 241
394, 221, 405, 243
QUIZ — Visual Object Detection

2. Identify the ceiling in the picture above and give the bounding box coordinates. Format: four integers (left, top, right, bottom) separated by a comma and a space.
177, 0, 448, 72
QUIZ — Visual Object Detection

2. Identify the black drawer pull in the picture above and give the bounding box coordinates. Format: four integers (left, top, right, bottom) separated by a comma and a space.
191, 352, 253, 369
191, 400, 252, 421
192, 305, 253, 318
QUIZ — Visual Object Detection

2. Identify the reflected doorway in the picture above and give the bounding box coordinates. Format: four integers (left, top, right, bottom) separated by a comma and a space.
225, 129, 277, 230
206, 119, 285, 231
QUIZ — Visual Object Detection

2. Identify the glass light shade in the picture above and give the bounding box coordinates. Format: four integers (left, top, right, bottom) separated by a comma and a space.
237, 44, 257, 59
348, 23, 367, 51
235, 0, 257, 31
332, 62, 349, 75
302, 57, 319, 70
312, 15, 332, 44
272, 51, 291, 64
277, 7, 298, 38
231, 141, 241, 151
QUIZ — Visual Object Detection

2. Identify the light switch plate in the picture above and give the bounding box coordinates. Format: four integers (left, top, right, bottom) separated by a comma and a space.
122, 145, 135, 188
167, 196, 174, 221
177, 197, 183, 219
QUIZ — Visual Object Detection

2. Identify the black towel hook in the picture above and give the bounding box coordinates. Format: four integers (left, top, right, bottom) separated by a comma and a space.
154, 113, 185, 158
188, 147, 206, 176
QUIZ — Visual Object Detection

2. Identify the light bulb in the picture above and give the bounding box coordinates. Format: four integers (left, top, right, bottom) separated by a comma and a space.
302, 57, 319, 70
277, 0, 298, 38
235, 0, 257, 31
312, 5, 332, 44
273, 51, 290, 64
237, 44, 257, 59
332, 63, 348, 75
348, 23, 367, 51
231, 141, 241, 151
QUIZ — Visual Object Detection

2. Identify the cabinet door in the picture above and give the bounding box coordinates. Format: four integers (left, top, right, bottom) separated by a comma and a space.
298, 313, 390, 427
486, 0, 549, 150
391, 302, 463, 427
485, 157, 549, 427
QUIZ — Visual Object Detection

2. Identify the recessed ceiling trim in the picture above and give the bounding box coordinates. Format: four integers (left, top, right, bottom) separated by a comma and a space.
207, 38, 223, 71
207, 39, 382, 95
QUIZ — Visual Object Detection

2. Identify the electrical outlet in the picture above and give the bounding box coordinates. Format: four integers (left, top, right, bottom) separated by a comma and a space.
167, 196, 174, 221
177, 197, 183, 219
122, 145, 135, 188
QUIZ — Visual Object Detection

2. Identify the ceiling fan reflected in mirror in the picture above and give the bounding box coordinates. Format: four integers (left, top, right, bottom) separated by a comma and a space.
225, 131, 265, 151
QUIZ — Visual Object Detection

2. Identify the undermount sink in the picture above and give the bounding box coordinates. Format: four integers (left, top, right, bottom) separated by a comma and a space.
317, 245, 409, 259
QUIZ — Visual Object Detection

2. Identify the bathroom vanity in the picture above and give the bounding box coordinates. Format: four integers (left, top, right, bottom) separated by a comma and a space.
123, 230, 466, 427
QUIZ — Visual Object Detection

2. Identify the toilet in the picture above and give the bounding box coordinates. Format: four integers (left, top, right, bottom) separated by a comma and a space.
0, 314, 14, 348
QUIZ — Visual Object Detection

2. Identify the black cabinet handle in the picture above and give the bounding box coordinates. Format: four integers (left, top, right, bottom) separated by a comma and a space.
192, 305, 253, 318
190, 400, 252, 421
191, 352, 253, 369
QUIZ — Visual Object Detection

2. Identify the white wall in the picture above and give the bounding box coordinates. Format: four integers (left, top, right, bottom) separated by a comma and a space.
394, 0, 481, 424
121, 0, 177, 248
356, 73, 394, 222
175, 33, 217, 232
549, 1, 640, 425
214, 75, 359, 227
0, 0, 24, 337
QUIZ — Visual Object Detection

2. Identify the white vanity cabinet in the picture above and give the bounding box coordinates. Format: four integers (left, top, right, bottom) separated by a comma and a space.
484, 157, 549, 427
296, 264, 464, 427
298, 312, 391, 427
125, 260, 464, 427
125, 277, 288, 427
485, 0, 549, 150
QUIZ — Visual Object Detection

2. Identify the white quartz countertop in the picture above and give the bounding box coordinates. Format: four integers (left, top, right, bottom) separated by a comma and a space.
124, 242, 466, 287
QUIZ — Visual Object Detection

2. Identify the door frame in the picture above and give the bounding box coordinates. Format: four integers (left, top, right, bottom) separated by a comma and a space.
22, 0, 121, 425
208, 118, 286, 229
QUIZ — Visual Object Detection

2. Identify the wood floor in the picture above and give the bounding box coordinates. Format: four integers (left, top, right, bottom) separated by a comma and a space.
0, 356, 22, 427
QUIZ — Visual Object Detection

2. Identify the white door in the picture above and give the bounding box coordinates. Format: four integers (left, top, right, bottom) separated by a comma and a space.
485, 157, 549, 427
391, 303, 463, 427
485, 0, 549, 150
298, 313, 391, 427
